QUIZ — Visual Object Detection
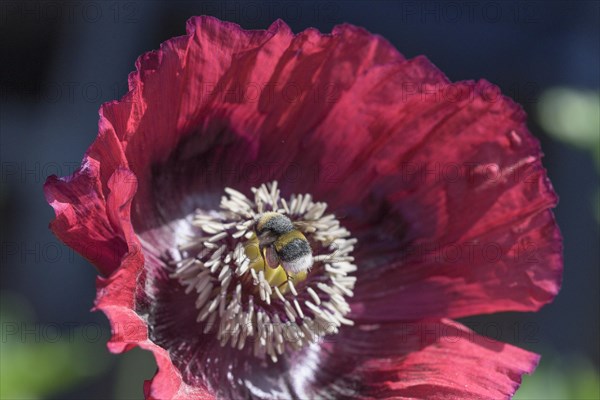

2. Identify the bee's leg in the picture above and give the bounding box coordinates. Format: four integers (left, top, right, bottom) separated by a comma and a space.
256, 244, 262, 262
260, 246, 267, 271
277, 271, 294, 290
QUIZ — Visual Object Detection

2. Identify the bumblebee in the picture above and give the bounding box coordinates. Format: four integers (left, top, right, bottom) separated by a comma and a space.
254, 212, 313, 278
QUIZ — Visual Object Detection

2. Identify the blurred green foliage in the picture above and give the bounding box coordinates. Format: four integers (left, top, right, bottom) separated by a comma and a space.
0, 292, 110, 399
537, 87, 600, 224
537, 87, 600, 165
515, 351, 600, 400
0, 291, 158, 399
114, 348, 156, 399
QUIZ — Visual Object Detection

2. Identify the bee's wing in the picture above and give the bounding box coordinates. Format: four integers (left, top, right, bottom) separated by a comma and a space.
264, 246, 280, 269
292, 221, 316, 233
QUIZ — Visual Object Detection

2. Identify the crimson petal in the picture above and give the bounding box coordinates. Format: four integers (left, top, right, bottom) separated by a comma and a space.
343, 80, 562, 321
43, 15, 563, 399
308, 319, 539, 399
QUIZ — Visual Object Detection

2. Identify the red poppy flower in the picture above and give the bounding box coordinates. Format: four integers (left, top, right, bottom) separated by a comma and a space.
44, 16, 562, 399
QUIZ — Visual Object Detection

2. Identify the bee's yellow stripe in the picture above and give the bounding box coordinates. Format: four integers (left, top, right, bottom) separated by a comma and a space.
256, 212, 279, 231
245, 231, 308, 294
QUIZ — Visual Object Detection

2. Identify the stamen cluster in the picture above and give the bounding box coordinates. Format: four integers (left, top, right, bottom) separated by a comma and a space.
170, 181, 357, 362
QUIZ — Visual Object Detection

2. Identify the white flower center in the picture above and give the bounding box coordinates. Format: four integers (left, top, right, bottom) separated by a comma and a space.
169, 181, 356, 362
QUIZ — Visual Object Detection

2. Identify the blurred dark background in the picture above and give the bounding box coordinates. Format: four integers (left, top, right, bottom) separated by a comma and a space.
1, 1, 598, 398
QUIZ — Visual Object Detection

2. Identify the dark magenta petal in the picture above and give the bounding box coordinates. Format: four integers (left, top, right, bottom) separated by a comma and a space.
352, 209, 562, 321
94, 254, 214, 399
43, 15, 563, 399
44, 162, 132, 276
343, 80, 562, 321
100, 16, 287, 232
308, 319, 539, 399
